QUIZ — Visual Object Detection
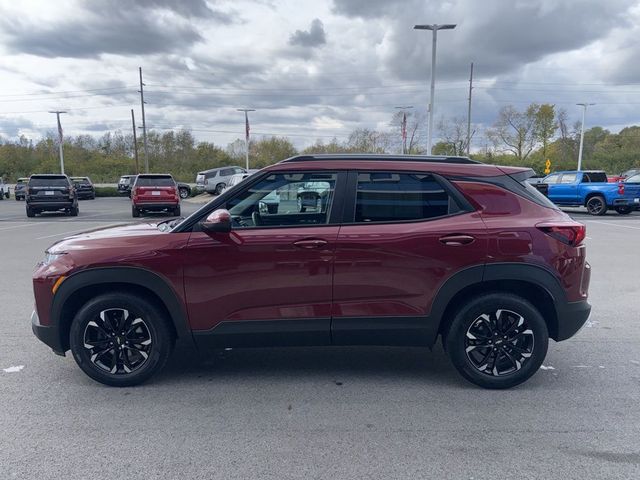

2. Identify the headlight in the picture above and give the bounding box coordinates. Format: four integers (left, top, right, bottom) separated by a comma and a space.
42, 252, 66, 266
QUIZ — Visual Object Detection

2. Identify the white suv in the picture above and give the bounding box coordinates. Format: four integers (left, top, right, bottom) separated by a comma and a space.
195, 166, 246, 195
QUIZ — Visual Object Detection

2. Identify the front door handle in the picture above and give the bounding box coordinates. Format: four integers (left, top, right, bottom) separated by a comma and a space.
439, 234, 475, 246
293, 239, 328, 249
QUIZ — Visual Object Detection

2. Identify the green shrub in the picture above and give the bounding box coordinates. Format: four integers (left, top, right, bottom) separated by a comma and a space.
94, 186, 119, 197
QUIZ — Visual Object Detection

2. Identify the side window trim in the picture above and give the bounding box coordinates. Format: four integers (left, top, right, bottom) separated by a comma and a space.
341, 170, 473, 225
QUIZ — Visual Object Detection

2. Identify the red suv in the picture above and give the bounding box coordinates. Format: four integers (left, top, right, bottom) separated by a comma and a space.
131, 174, 180, 217
32, 155, 591, 389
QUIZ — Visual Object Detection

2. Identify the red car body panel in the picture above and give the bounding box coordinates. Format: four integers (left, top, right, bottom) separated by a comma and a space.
183, 227, 338, 330
332, 211, 488, 318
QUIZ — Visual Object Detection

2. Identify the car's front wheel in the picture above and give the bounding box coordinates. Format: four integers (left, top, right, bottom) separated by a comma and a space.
69, 292, 174, 387
179, 187, 189, 199
444, 293, 549, 389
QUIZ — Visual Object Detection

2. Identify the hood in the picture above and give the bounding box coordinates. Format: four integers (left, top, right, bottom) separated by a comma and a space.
48, 222, 165, 253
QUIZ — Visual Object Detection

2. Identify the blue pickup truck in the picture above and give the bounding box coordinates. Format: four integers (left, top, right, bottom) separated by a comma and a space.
542, 170, 640, 215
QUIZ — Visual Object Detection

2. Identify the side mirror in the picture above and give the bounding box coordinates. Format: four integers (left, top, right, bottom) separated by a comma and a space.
200, 208, 232, 233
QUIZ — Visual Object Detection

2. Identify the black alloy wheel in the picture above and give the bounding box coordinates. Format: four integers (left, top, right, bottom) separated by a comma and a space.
586, 196, 607, 216
445, 293, 548, 389
70, 292, 174, 386
464, 309, 534, 377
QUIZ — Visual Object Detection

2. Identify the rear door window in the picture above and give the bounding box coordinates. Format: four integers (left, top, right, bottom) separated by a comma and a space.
353, 172, 462, 223
543, 174, 560, 184
559, 173, 577, 184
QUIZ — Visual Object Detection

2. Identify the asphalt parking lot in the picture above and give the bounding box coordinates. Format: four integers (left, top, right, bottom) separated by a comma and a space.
1, 199, 639, 479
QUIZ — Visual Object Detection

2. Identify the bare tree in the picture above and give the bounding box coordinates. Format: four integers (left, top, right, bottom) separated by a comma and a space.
436, 116, 475, 155
487, 104, 539, 162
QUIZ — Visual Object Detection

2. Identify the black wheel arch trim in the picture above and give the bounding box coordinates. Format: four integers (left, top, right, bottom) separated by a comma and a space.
430, 262, 573, 342
51, 266, 191, 351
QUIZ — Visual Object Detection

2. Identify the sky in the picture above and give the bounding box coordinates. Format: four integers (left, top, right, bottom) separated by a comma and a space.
0, 0, 639, 150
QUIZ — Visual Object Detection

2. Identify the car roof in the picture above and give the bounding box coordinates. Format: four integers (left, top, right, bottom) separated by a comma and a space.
279, 153, 480, 164
198, 166, 242, 174
136, 173, 173, 177
266, 157, 529, 178
29, 174, 68, 178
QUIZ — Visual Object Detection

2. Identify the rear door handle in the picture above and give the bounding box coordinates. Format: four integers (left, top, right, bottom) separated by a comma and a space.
439, 234, 475, 246
293, 239, 328, 249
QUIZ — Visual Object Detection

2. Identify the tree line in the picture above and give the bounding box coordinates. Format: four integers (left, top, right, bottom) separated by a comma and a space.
0, 104, 638, 183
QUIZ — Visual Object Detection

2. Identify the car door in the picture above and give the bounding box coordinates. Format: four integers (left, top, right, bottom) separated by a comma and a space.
331, 171, 488, 346
553, 172, 579, 204
183, 170, 345, 347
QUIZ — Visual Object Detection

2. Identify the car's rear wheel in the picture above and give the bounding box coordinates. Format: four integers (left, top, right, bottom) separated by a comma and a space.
132, 206, 140, 218
26, 206, 35, 217
444, 293, 548, 389
173, 206, 181, 216
69, 292, 174, 387
586, 195, 607, 216
70, 205, 79, 216
615, 206, 633, 215
214, 183, 225, 195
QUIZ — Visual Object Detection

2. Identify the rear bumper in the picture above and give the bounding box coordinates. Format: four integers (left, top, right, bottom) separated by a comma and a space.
612, 198, 638, 207
134, 202, 179, 210
27, 200, 75, 210
555, 299, 592, 341
31, 310, 65, 355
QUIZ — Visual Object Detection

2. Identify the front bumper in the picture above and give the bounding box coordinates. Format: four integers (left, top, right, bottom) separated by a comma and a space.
31, 310, 65, 355
555, 299, 592, 341
77, 190, 94, 199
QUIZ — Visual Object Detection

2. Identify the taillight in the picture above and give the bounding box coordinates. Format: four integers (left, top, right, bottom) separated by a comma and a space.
132, 187, 138, 197
618, 182, 625, 195
538, 224, 586, 247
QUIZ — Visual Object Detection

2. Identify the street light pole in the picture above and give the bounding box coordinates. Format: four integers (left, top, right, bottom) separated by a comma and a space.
414, 24, 456, 155
394, 106, 414, 154
576, 103, 595, 171
48, 110, 67, 174
237, 108, 255, 170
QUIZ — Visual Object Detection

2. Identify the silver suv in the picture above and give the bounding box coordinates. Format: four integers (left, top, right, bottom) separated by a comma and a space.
196, 166, 246, 195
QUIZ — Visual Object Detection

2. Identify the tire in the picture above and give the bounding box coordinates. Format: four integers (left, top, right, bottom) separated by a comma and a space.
69, 292, 174, 387
615, 206, 633, 215
444, 293, 549, 389
586, 195, 607, 216
173, 206, 181, 216
214, 183, 225, 195
4, 191, 9, 199
26, 206, 35, 218
179, 187, 189, 199
70, 205, 79, 216
132, 206, 140, 218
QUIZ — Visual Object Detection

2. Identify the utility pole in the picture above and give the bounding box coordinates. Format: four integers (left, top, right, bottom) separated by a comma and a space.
414, 23, 456, 155
138, 67, 149, 173
131, 109, 139, 174
466, 62, 474, 156
395, 106, 414, 154
48, 110, 66, 174
576, 102, 595, 171
237, 109, 255, 170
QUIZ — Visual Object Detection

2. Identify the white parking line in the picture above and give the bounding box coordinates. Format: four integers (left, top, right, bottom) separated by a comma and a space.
587, 220, 640, 231
0, 222, 52, 232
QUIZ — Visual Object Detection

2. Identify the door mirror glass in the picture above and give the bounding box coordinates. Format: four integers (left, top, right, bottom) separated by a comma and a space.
200, 209, 231, 233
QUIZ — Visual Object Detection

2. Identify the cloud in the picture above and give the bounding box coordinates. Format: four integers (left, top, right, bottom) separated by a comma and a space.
288, 19, 327, 48
0, 117, 34, 137
0, 0, 239, 58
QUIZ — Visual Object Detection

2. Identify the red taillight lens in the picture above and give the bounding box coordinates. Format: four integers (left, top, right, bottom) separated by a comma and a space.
131, 187, 138, 197
618, 182, 625, 195
538, 225, 586, 246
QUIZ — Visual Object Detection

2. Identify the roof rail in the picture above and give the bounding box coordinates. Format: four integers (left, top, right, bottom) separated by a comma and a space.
279, 153, 481, 164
